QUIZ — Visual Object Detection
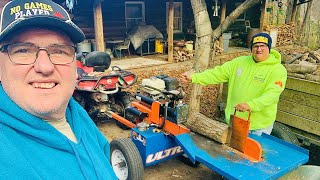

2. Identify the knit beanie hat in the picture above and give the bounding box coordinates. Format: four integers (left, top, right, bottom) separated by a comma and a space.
251, 33, 272, 52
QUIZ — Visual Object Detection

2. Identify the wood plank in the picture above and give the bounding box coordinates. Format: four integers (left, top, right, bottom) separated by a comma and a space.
278, 100, 320, 122
276, 111, 320, 136
285, 77, 320, 96
168, 0, 174, 62
93, 3, 105, 51
280, 89, 320, 109
260, 0, 266, 30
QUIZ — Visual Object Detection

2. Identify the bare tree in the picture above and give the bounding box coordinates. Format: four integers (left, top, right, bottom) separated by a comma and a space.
286, 0, 295, 23
187, 0, 262, 137
188, 0, 261, 113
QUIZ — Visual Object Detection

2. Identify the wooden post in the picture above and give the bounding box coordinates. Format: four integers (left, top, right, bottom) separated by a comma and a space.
93, 2, 105, 51
219, 0, 227, 49
168, 0, 174, 62
291, 0, 298, 23
259, 0, 266, 31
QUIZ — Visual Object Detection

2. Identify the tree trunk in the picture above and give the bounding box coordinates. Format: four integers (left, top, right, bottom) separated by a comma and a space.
302, 1, 313, 45
187, 0, 261, 141
286, 0, 295, 23
291, 0, 298, 22
188, 0, 213, 114
186, 112, 231, 144
219, 0, 227, 49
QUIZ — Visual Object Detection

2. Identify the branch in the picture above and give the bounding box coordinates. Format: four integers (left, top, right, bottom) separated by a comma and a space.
212, 0, 261, 42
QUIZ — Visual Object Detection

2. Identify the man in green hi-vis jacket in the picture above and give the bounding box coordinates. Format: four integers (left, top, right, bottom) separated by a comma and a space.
182, 33, 287, 136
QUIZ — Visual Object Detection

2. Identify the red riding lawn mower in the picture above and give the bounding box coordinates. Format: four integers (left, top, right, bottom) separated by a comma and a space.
73, 51, 137, 127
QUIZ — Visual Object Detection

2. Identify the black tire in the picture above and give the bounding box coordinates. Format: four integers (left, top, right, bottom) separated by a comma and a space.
110, 138, 144, 180
271, 122, 300, 146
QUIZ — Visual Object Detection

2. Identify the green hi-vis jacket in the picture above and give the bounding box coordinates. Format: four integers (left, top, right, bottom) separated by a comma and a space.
191, 49, 287, 130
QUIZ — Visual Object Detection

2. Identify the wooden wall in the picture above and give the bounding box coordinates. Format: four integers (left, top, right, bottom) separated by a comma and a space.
70, 0, 260, 41
72, 0, 126, 40
71, 0, 194, 40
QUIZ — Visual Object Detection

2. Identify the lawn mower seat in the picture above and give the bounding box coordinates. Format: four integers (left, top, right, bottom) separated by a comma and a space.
84, 51, 111, 72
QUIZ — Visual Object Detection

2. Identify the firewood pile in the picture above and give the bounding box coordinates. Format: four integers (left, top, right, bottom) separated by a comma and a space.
265, 23, 295, 46
173, 41, 194, 62
126, 63, 219, 119
279, 48, 320, 82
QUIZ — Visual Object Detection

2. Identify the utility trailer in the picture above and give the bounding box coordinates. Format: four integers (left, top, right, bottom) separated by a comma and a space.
109, 93, 309, 180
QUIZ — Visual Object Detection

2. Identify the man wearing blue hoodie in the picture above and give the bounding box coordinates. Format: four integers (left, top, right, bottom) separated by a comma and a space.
182, 33, 287, 136
0, 0, 117, 179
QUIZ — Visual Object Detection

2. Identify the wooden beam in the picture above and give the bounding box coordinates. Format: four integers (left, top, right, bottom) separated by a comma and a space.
168, 0, 174, 62
280, 89, 320, 109
285, 77, 320, 96
93, 2, 105, 51
259, 0, 266, 31
277, 111, 320, 136
278, 100, 320, 123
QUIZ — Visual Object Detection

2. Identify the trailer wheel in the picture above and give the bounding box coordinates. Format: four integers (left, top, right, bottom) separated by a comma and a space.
110, 138, 144, 180
271, 122, 300, 146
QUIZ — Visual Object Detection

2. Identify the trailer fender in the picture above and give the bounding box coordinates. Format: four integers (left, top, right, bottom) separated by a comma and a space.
272, 122, 300, 146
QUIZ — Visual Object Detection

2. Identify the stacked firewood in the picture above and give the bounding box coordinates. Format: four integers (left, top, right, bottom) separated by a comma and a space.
281, 49, 320, 82
265, 23, 295, 46
173, 41, 194, 62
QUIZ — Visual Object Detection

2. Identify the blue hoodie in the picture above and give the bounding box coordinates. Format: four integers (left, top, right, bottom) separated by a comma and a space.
0, 85, 117, 179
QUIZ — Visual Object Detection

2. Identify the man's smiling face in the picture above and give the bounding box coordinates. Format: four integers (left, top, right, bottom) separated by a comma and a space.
0, 28, 77, 120
252, 43, 270, 62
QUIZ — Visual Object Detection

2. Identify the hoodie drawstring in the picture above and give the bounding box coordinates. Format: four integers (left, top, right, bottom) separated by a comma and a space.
69, 141, 89, 180
82, 136, 101, 180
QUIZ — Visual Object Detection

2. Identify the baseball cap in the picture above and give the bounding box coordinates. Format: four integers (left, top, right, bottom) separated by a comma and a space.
251, 32, 272, 52
0, 0, 85, 43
